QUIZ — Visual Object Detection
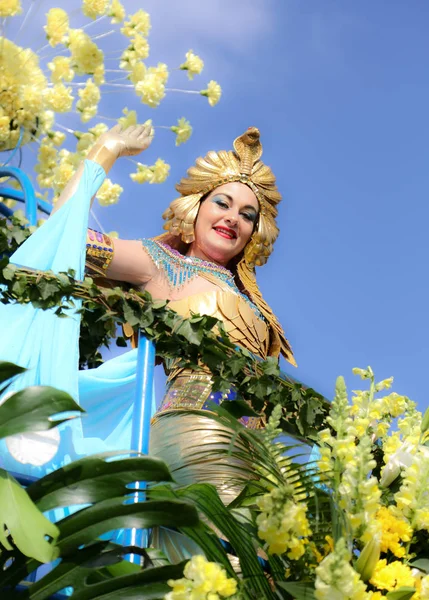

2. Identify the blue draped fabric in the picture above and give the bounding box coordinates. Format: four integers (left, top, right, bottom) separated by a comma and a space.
0, 160, 155, 480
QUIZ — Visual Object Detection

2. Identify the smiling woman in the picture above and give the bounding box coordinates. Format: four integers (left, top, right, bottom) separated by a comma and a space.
0, 124, 296, 562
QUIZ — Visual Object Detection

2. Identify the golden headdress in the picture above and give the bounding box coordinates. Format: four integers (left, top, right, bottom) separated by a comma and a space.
156, 127, 296, 366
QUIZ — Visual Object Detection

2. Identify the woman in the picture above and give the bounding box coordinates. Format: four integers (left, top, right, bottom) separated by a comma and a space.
0, 123, 295, 559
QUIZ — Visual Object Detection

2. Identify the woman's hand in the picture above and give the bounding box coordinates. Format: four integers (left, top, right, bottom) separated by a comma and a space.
97, 123, 154, 158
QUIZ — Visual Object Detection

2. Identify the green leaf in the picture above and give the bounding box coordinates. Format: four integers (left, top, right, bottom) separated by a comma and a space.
173, 319, 205, 345
58, 498, 199, 555
28, 455, 173, 512
18, 541, 184, 600
0, 385, 84, 439
0, 468, 59, 563
277, 581, 316, 599
0, 360, 26, 385
220, 399, 260, 419
386, 588, 417, 600
409, 558, 429, 573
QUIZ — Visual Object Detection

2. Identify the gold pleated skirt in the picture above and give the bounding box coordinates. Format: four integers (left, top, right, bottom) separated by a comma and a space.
149, 410, 255, 563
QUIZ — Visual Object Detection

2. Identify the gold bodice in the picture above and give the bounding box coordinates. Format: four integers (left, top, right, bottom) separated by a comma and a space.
168, 289, 270, 359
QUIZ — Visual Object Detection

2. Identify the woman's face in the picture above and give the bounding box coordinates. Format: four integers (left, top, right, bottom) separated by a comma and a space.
189, 181, 259, 266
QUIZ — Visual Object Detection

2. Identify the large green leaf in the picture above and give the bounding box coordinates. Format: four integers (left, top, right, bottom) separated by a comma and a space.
0, 385, 83, 439
277, 581, 316, 599
0, 361, 26, 386
28, 455, 173, 512
0, 469, 59, 563
57, 497, 199, 555
11, 541, 184, 600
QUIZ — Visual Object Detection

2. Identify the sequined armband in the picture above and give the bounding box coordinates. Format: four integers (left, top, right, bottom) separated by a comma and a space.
85, 229, 114, 276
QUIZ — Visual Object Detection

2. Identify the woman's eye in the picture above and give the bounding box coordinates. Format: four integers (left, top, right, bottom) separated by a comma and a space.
214, 198, 229, 209
242, 212, 256, 222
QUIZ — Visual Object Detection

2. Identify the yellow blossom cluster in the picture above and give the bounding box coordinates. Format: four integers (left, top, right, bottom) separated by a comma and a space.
394, 446, 429, 532
0, 0, 21, 18
134, 64, 169, 108
370, 559, 416, 593
117, 108, 138, 129
2, 1, 222, 207
75, 123, 109, 154
96, 178, 124, 206
130, 158, 170, 184
82, 0, 110, 20
45, 83, 74, 113
121, 9, 151, 38
76, 79, 101, 122
0, 39, 49, 151
108, 0, 125, 24
68, 28, 105, 84
256, 485, 311, 559
44, 8, 69, 47
375, 506, 412, 558
171, 117, 193, 146
180, 50, 204, 80
48, 56, 75, 84
165, 555, 237, 600
201, 80, 222, 106
315, 539, 369, 600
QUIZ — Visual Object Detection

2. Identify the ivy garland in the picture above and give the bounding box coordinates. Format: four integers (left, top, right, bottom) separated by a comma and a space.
0, 214, 329, 441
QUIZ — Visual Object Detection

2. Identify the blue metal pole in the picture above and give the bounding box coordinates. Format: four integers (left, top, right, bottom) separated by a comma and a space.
124, 332, 155, 563
0, 166, 39, 225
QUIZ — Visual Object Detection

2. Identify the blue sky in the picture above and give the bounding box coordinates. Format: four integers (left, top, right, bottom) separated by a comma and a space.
7, 0, 429, 409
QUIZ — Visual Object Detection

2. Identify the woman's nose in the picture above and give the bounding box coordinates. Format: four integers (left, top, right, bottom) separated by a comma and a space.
224, 213, 238, 225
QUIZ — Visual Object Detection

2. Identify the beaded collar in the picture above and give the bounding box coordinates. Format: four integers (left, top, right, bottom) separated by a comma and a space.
141, 239, 263, 319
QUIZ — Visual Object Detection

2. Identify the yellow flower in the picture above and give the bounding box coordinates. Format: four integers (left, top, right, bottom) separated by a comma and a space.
315, 539, 369, 600
352, 367, 373, 380
68, 29, 104, 77
121, 9, 151, 38
151, 158, 170, 183
76, 79, 100, 122
376, 506, 412, 558
171, 117, 192, 146
129, 61, 146, 85
180, 50, 204, 80
96, 178, 123, 206
82, 0, 110, 20
370, 559, 415, 592
149, 62, 169, 84
45, 84, 74, 112
120, 35, 150, 69
48, 56, 75, 83
93, 64, 105, 85
135, 74, 165, 107
53, 161, 76, 195
109, 0, 125, 23
165, 555, 237, 600
256, 487, 311, 558
201, 80, 222, 106
44, 8, 69, 47
0, 39, 47, 150
130, 158, 169, 184
0, 0, 22, 18
0, 116, 11, 143
47, 131, 66, 146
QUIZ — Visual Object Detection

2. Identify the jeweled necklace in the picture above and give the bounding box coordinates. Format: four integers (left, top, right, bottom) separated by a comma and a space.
141, 239, 263, 317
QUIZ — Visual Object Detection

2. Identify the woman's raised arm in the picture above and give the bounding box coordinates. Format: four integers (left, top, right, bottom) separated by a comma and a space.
50, 123, 153, 214
50, 124, 157, 285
